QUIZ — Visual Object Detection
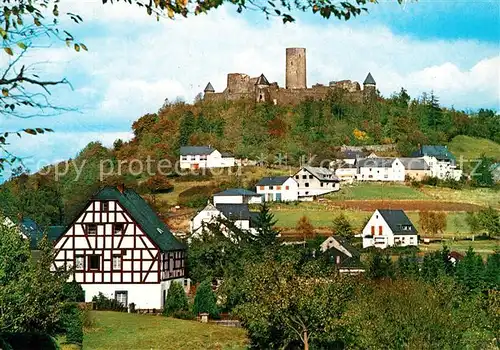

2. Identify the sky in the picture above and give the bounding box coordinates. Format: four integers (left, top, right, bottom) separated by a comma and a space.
2, 0, 499, 178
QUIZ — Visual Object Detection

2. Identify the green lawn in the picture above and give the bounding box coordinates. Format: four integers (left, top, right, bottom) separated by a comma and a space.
448, 135, 500, 162
272, 206, 471, 236
326, 183, 428, 201
421, 186, 500, 209
84, 311, 247, 350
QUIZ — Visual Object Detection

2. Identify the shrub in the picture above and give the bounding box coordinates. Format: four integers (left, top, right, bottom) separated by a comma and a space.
163, 281, 189, 316
60, 303, 83, 345
62, 281, 85, 302
193, 280, 219, 318
171, 310, 195, 320
92, 292, 127, 311
0, 333, 58, 350
178, 185, 219, 208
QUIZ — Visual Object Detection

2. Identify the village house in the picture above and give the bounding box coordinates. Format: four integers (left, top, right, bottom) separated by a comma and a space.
51, 185, 187, 310
333, 163, 357, 184
362, 209, 418, 249
412, 145, 462, 180
320, 236, 365, 274
179, 146, 235, 169
399, 157, 431, 181
255, 176, 299, 202
190, 202, 258, 238
213, 188, 262, 205
356, 158, 405, 182
293, 166, 340, 199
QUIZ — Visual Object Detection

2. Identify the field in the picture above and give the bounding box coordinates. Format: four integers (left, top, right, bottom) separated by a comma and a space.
83, 311, 248, 350
448, 135, 500, 161
421, 239, 500, 257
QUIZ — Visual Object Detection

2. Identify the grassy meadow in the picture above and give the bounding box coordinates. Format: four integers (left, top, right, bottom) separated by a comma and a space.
83, 311, 247, 350
448, 135, 500, 161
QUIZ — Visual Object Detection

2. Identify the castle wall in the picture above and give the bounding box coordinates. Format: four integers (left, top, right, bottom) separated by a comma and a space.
227, 73, 252, 94
285, 48, 307, 89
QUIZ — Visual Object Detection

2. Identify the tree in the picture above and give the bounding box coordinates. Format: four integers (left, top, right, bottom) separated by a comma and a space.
0, 221, 69, 334
366, 250, 394, 280
192, 280, 219, 318
454, 247, 485, 293
476, 207, 500, 237
296, 215, 315, 241
0, 1, 87, 172
113, 139, 124, 151
178, 111, 196, 147
471, 156, 495, 188
163, 281, 189, 316
235, 259, 355, 350
253, 203, 280, 248
331, 213, 353, 240
419, 211, 447, 236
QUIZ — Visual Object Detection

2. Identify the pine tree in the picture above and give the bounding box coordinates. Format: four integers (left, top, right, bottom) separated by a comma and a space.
454, 247, 485, 293
253, 203, 280, 248
332, 213, 353, 240
484, 251, 500, 290
471, 156, 494, 188
164, 281, 189, 316
193, 280, 219, 318
178, 111, 196, 146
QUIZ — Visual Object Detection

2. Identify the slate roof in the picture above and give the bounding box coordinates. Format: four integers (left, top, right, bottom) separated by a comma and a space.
204, 82, 215, 92
363, 72, 376, 85
399, 158, 430, 170
256, 176, 291, 186
180, 146, 216, 156
221, 151, 234, 158
255, 74, 270, 86
214, 188, 259, 197
357, 158, 397, 168
412, 145, 456, 163
17, 218, 65, 249
377, 209, 417, 235
93, 187, 186, 251
302, 166, 340, 182
215, 204, 253, 221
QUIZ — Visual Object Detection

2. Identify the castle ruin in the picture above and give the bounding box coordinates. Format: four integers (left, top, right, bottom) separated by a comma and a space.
203, 48, 377, 105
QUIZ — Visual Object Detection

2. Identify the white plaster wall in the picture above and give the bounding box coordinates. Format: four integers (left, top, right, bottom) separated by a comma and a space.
256, 178, 298, 202
213, 195, 244, 205
83, 283, 163, 309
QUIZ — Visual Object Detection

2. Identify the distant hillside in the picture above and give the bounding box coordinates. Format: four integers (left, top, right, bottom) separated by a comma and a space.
448, 135, 500, 161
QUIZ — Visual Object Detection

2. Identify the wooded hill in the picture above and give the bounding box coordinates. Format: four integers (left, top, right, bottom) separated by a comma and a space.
117, 89, 500, 164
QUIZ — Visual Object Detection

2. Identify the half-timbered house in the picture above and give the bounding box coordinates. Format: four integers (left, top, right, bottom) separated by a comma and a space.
52, 185, 187, 310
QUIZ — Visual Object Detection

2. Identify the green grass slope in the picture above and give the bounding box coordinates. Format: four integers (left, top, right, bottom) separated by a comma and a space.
84, 311, 248, 350
448, 135, 500, 161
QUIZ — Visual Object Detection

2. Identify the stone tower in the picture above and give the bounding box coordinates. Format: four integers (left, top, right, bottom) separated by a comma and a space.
285, 48, 306, 89
363, 72, 376, 97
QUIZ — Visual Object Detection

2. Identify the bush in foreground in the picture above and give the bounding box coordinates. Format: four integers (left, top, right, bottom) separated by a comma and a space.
163, 281, 189, 317
193, 281, 219, 318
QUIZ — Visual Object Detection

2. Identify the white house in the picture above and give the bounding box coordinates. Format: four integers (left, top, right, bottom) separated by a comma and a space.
179, 146, 235, 169
190, 203, 258, 238
413, 145, 462, 180
52, 185, 187, 310
362, 209, 418, 249
293, 166, 340, 198
356, 158, 405, 182
334, 163, 357, 184
255, 176, 298, 202
213, 188, 262, 205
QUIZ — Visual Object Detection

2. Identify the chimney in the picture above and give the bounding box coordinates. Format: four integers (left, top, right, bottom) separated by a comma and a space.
117, 183, 125, 193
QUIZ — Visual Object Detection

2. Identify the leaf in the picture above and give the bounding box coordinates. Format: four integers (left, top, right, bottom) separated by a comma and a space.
147, 6, 152, 15
2, 89, 8, 97
167, 8, 174, 18
0, 136, 5, 144
0, 28, 7, 39
74, 43, 80, 52
35, 128, 45, 134
80, 43, 88, 51
34, 17, 41, 26
65, 39, 72, 47
16, 42, 27, 50
4, 47, 13, 56
44, 128, 54, 132
24, 129, 37, 135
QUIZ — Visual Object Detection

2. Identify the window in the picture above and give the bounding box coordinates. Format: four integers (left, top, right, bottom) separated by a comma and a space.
112, 255, 122, 270
259, 186, 265, 190
305, 183, 309, 187
200, 155, 207, 161
183, 279, 189, 287
295, 175, 299, 179
309, 175, 313, 179
181, 155, 188, 161
75, 255, 85, 270
269, 186, 274, 190
114, 223, 124, 235
384, 174, 389, 179
102, 201, 109, 211
320, 183, 324, 187
88, 255, 100, 270
302, 175, 307, 179
87, 224, 97, 235
276, 186, 281, 190
379, 226, 383, 235
115, 291, 128, 307
371, 226, 375, 235
369, 168, 372, 171
285, 186, 289, 190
